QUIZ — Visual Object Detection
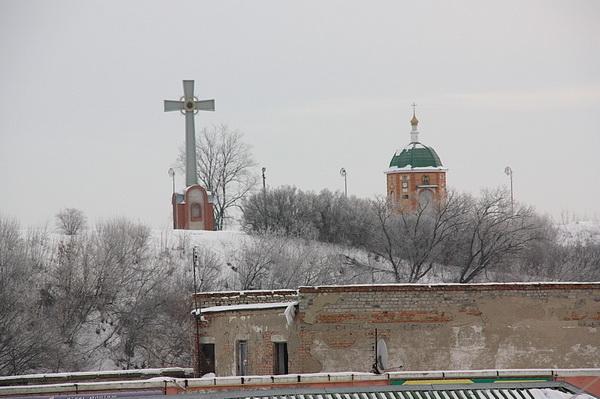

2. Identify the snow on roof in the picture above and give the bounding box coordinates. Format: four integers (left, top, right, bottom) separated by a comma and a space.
299, 281, 600, 290
384, 166, 448, 174
0, 367, 191, 382
195, 288, 298, 297
192, 301, 298, 315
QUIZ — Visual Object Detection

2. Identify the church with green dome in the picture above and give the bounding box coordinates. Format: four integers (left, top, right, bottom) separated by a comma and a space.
385, 108, 447, 210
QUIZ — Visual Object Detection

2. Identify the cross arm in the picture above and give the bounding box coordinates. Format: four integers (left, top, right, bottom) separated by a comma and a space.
194, 99, 215, 111
164, 100, 184, 112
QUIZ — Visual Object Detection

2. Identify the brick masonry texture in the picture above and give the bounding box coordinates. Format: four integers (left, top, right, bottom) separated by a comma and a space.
198, 283, 600, 376
194, 289, 298, 308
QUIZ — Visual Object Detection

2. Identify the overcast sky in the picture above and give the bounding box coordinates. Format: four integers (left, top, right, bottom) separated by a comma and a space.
1, 0, 599, 229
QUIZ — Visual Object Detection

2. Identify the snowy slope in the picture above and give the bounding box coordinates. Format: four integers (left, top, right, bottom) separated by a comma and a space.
556, 221, 600, 244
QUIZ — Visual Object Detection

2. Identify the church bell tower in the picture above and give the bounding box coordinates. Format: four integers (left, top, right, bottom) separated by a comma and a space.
384, 106, 447, 211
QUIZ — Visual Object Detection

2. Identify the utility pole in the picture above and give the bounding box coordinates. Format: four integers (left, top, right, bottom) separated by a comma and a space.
261, 167, 266, 194
192, 246, 201, 377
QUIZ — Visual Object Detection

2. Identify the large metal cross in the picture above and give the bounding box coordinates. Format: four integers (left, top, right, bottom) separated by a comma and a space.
164, 80, 215, 187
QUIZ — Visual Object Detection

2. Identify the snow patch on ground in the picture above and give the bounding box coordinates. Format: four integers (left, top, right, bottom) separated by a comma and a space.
556, 221, 600, 244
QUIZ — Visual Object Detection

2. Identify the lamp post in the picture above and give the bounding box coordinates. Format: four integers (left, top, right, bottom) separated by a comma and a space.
504, 166, 514, 214
169, 168, 178, 229
340, 168, 347, 197
261, 167, 266, 194
168, 168, 175, 194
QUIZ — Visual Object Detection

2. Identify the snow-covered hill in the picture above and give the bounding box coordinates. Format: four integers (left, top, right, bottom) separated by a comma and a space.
556, 221, 600, 244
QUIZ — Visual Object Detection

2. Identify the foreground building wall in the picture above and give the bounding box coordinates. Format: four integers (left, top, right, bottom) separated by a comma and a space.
298, 283, 600, 372
195, 290, 298, 376
196, 283, 600, 376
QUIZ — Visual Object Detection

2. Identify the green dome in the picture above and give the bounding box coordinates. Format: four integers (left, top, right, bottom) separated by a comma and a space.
389, 143, 443, 169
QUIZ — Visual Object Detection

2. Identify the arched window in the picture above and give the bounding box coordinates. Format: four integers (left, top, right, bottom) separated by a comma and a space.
422, 175, 430, 185
191, 203, 202, 221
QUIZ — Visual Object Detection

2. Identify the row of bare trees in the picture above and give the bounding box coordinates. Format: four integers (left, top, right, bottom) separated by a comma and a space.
0, 208, 361, 375
1, 189, 598, 374
0, 212, 215, 375
242, 186, 600, 283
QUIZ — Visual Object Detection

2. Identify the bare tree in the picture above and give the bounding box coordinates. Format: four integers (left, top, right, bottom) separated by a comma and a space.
55, 208, 86, 235
227, 234, 284, 290
241, 186, 374, 246
0, 217, 52, 375
449, 189, 543, 283
178, 125, 257, 230
241, 186, 317, 237
398, 191, 468, 282
365, 197, 408, 282
365, 192, 467, 283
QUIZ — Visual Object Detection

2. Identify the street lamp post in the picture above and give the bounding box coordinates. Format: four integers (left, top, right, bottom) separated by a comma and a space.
340, 168, 347, 197
504, 166, 514, 213
168, 168, 177, 229
168, 168, 175, 194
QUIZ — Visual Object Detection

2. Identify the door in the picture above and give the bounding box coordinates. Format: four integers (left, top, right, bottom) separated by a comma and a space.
236, 340, 248, 376
273, 342, 288, 375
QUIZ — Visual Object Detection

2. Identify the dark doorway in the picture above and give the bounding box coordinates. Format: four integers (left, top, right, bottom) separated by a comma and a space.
198, 343, 215, 375
236, 340, 248, 376
273, 342, 288, 375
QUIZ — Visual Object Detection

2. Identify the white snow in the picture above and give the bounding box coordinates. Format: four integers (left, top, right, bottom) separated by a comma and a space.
556, 220, 600, 245
530, 388, 595, 399
299, 281, 600, 290
384, 166, 448, 174
0, 367, 191, 382
192, 301, 298, 315
284, 301, 297, 325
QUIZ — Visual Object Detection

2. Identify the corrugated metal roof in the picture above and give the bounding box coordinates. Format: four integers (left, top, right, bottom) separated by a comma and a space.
181, 383, 596, 399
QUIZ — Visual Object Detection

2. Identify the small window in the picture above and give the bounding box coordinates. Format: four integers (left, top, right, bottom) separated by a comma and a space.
236, 340, 248, 376
422, 175, 430, 185
199, 343, 215, 375
191, 203, 202, 221
402, 194, 409, 199
273, 342, 288, 375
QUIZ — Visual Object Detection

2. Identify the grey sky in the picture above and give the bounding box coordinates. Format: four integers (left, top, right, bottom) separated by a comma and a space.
1, 0, 599, 228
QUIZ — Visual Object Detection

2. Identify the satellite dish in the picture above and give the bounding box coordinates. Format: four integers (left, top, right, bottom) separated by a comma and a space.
376, 338, 389, 371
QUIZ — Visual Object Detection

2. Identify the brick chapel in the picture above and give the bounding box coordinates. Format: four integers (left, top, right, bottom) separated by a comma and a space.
385, 109, 447, 211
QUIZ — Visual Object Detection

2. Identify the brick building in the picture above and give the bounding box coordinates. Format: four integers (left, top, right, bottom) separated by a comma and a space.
172, 184, 215, 230
385, 110, 447, 211
193, 283, 600, 377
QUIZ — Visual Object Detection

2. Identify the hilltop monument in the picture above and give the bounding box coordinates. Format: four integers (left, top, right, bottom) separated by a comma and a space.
385, 104, 447, 211
164, 80, 215, 230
